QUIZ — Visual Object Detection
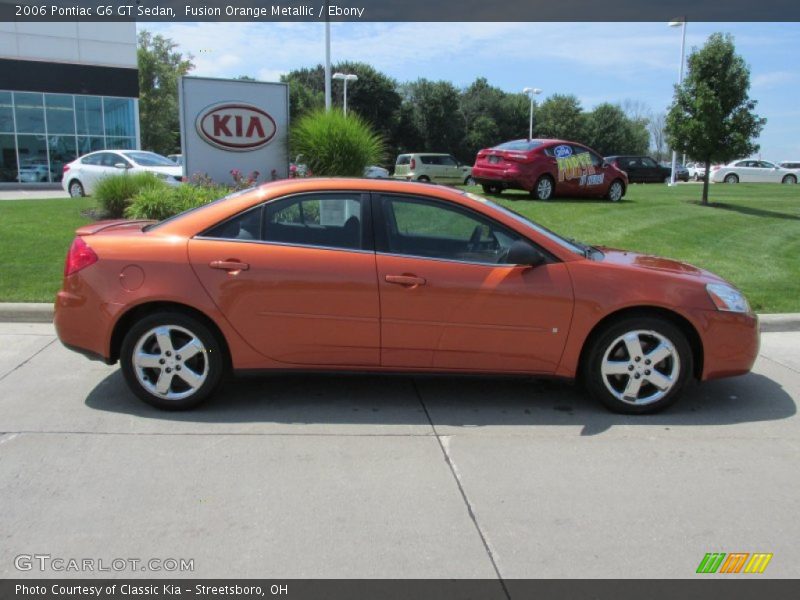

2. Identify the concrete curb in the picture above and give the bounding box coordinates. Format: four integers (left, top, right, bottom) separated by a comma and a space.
1, 303, 799, 332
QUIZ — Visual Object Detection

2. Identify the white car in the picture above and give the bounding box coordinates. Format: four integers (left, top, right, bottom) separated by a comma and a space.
62, 150, 183, 197
686, 162, 707, 181
778, 160, 800, 172
710, 159, 797, 184
363, 165, 389, 178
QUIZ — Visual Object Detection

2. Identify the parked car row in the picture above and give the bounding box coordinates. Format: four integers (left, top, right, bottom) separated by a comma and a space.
710, 160, 798, 184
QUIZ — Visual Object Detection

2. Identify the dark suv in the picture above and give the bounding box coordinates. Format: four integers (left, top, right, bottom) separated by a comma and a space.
605, 155, 688, 184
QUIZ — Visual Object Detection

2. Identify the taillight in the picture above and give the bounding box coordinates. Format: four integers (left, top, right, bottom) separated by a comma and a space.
63, 164, 70, 173
410, 158, 416, 169
64, 236, 98, 276
505, 152, 530, 162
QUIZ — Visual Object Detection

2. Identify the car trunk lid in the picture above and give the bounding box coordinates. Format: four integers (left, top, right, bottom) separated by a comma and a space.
75, 219, 155, 236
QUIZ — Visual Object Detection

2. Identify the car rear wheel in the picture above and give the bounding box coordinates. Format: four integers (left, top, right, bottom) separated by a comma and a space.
531, 175, 554, 200
68, 180, 85, 198
417, 175, 430, 182
782, 174, 797, 184
120, 312, 225, 410
606, 180, 624, 202
724, 174, 739, 184
583, 316, 692, 414
481, 184, 503, 195
464, 176, 476, 186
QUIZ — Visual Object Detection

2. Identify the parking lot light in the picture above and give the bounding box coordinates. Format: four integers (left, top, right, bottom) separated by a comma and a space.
523, 87, 542, 141
333, 72, 359, 116
668, 18, 687, 186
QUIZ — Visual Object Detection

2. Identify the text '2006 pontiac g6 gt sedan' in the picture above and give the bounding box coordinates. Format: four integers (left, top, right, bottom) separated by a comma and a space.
55, 178, 758, 414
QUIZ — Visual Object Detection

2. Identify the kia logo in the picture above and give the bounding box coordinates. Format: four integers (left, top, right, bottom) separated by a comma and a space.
196, 103, 277, 151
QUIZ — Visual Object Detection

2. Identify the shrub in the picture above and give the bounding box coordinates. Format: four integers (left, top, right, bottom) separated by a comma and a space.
125, 183, 231, 221
93, 172, 167, 218
290, 109, 385, 176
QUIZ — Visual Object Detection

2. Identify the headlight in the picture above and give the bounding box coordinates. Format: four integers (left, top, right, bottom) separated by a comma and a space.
706, 283, 750, 313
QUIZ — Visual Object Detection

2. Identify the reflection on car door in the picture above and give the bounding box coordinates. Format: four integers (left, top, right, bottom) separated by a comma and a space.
373, 193, 574, 373
188, 192, 381, 366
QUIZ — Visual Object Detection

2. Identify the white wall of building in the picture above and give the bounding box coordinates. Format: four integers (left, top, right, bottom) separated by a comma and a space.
0, 21, 136, 68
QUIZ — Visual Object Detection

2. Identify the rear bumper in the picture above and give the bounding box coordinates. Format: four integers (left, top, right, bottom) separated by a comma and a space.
54, 285, 116, 363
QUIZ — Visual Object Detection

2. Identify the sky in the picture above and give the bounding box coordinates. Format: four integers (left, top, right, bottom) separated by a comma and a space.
143, 21, 800, 161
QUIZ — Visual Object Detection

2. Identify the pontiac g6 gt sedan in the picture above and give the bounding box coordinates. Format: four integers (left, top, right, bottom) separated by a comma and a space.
55, 178, 759, 414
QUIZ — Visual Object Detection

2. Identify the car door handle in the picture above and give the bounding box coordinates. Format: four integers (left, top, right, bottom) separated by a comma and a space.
385, 274, 426, 287
209, 260, 250, 272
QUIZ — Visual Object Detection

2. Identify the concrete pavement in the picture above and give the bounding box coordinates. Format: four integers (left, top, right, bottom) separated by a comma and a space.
0, 323, 798, 579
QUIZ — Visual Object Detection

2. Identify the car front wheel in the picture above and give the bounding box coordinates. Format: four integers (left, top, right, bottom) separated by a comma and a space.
120, 312, 225, 410
606, 180, 624, 202
583, 316, 692, 414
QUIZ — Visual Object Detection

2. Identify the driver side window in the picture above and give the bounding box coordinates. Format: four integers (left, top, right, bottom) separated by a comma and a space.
379, 195, 522, 265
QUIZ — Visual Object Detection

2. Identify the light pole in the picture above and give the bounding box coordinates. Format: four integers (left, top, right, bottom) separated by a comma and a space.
522, 87, 542, 141
333, 73, 358, 115
668, 18, 687, 186
324, 10, 331, 110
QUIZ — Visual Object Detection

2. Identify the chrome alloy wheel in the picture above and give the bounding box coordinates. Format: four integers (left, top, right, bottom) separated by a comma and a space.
132, 325, 209, 401
537, 177, 553, 199
600, 330, 680, 406
608, 181, 623, 201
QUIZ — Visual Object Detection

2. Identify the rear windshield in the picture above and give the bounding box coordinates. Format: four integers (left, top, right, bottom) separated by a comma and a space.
492, 140, 544, 152
395, 155, 410, 165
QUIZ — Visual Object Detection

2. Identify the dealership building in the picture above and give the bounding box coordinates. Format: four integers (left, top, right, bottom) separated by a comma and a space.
0, 22, 139, 186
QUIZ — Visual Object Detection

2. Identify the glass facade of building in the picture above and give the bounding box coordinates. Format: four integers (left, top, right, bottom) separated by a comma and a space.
0, 91, 137, 184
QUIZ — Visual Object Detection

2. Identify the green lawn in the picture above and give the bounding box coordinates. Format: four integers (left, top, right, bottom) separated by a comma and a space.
0, 183, 798, 312
0, 197, 95, 303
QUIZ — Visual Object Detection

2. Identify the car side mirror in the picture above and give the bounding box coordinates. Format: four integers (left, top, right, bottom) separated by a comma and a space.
114, 162, 130, 169
507, 240, 546, 267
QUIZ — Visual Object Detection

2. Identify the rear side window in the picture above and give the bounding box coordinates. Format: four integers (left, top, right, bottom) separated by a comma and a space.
419, 155, 437, 165
203, 206, 263, 241
81, 153, 103, 166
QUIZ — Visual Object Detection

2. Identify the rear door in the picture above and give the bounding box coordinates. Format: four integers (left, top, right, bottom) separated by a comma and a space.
373, 193, 574, 373
188, 192, 380, 366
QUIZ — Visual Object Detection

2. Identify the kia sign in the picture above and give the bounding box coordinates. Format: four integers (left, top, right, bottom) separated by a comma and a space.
196, 103, 277, 151
180, 77, 289, 184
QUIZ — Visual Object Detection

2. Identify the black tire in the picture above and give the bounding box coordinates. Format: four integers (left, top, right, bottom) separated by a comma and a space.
481, 183, 503, 195
606, 179, 625, 202
582, 316, 693, 415
120, 311, 226, 410
664, 176, 672, 184
417, 175, 430, 182
724, 174, 739, 184
464, 176, 476, 186
782, 174, 797, 184
530, 175, 555, 200
68, 179, 85, 198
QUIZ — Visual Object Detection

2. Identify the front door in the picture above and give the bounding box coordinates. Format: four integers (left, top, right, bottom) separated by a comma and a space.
188, 192, 380, 366
373, 193, 574, 373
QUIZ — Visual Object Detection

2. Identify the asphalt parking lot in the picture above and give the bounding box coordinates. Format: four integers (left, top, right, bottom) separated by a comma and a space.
0, 322, 798, 579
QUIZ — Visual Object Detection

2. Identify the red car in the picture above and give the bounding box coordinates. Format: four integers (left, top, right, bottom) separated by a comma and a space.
472, 139, 628, 201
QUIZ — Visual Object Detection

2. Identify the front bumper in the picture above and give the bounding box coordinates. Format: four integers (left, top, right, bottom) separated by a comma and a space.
691, 309, 760, 380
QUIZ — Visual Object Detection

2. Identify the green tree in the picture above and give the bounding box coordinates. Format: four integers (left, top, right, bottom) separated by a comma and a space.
665, 33, 765, 204
585, 103, 649, 156
398, 79, 465, 157
535, 94, 585, 141
137, 31, 194, 155
458, 78, 529, 161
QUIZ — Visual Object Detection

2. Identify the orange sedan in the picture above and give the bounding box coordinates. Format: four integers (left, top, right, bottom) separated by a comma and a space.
55, 178, 759, 414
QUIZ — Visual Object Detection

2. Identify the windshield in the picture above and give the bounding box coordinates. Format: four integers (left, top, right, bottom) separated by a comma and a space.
460, 192, 585, 256
492, 140, 543, 152
123, 151, 177, 167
